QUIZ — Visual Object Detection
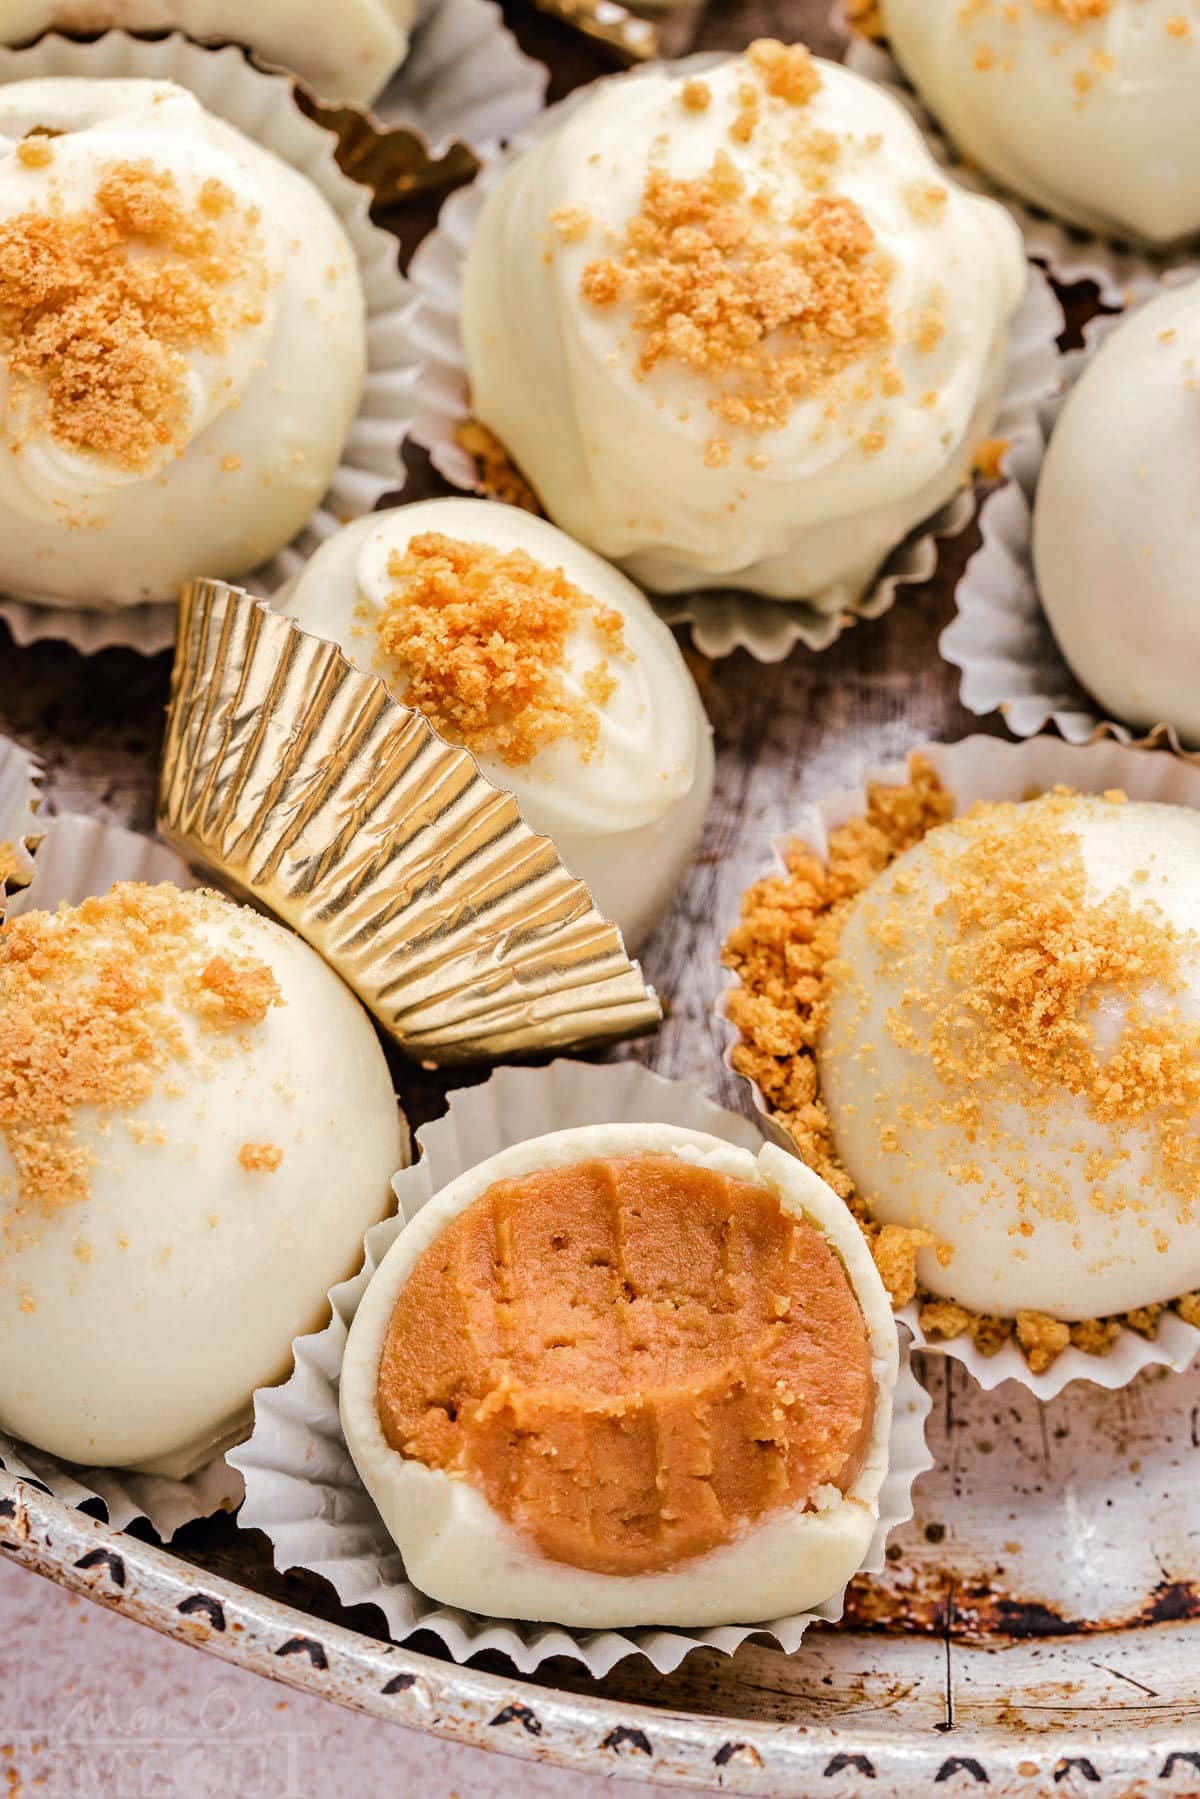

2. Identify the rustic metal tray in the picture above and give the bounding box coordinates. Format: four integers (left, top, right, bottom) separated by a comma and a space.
2, 1, 1199, 1792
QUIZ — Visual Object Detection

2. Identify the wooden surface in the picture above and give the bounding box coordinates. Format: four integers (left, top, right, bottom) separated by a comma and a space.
6, 5, 1198, 1790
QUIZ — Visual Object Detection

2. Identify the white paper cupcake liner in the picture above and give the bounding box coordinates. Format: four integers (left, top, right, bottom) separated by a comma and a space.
0, 812, 248, 1537
231, 1058, 933, 1677
0, 31, 414, 657
940, 311, 1200, 756
0, 734, 42, 908
721, 732, 1200, 1400
405, 61, 1064, 662
377, 0, 547, 150
837, 8, 1200, 310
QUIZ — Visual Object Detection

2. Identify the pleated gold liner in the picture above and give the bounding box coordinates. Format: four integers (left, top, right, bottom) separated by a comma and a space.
158, 579, 662, 1063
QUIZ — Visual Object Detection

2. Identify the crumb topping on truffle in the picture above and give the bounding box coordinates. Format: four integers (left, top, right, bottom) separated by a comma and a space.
0, 883, 282, 1227
239, 1141, 284, 1173
723, 760, 1200, 1371
0, 160, 268, 472
577, 43, 895, 464
374, 532, 628, 767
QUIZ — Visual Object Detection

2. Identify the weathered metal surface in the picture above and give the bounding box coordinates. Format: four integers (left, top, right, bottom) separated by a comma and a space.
1, 0, 1199, 1791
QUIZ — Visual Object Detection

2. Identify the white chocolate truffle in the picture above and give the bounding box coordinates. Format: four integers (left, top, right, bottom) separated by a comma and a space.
461, 41, 1025, 604
278, 498, 715, 951
0, 78, 366, 608
0, 883, 403, 1476
340, 1125, 898, 1630
821, 791, 1200, 1321
1033, 284, 1200, 742
0, 0, 415, 105
881, 0, 1200, 247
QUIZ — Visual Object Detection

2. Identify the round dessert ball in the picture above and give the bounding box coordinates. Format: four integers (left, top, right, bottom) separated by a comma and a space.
461, 40, 1025, 604
340, 1124, 898, 1629
881, 0, 1200, 248
820, 790, 1200, 1321
1033, 285, 1200, 742
0, 882, 404, 1476
278, 498, 715, 951
0, 2, 415, 104
0, 78, 367, 609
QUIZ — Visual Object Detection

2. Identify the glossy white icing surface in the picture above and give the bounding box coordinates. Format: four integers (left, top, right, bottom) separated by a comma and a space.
0, 78, 365, 607
279, 499, 715, 950
822, 795, 1200, 1320
1034, 284, 1200, 742
883, 0, 1200, 246
462, 49, 1025, 604
0, 0, 415, 103
0, 888, 403, 1476
340, 1125, 898, 1629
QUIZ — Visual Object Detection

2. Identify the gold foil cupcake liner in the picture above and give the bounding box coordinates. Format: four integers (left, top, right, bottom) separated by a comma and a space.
720, 733, 1200, 1400
0, 735, 43, 912
158, 579, 662, 1064
231, 1058, 933, 1677
0, 812, 244, 1539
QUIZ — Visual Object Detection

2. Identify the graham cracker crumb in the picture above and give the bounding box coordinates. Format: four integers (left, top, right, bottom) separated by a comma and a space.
581, 133, 893, 441
239, 1141, 283, 1173
973, 436, 1010, 480
0, 160, 266, 472
680, 78, 712, 113
1015, 1310, 1072, 1375
723, 757, 1200, 1372
454, 420, 543, 514
0, 884, 282, 1227
376, 533, 628, 767
16, 135, 54, 170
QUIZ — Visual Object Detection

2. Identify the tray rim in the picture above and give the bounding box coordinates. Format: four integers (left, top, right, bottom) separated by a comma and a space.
6, 1470, 1200, 1797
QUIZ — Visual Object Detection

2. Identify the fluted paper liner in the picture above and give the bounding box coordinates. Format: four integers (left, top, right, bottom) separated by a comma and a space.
721, 733, 1200, 1400
0, 735, 42, 912
159, 579, 662, 1063
231, 1059, 933, 1677
837, 6, 1200, 309
0, 814, 245, 1539
941, 312, 1200, 758
406, 59, 1064, 662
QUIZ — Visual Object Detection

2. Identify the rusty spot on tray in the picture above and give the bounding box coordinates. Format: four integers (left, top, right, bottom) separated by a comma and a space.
935, 1757, 988, 1784
381, 1672, 416, 1696
825, 1753, 876, 1778
490, 1702, 542, 1736
275, 1635, 328, 1668
73, 1548, 125, 1588
842, 1568, 1200, 1643
1160, 1753, 1200, 1779
714, 1743, 763, 1769
1053, 1758, 1100, 1784
601, 1726, 652, 1756
177, 1594, 225, 1631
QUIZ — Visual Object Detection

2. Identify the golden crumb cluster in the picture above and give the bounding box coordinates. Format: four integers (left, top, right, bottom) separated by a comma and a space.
722, 761, 1200, 1372
375, 533, 628, 767
0, 157, 267, 472
0, 884, 282, 1226
581, 156, 893, 455
454, 421, 543, 514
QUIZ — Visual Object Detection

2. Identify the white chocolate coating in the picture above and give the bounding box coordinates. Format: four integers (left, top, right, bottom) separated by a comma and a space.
278, 499, 715, 951
0, 889, 404, 1476
1033, 284, 1200, 743
0, 0, 415, 104
821, 797, 1200, 1321
461, 51, 1025, 604
0, 78, 366, 608
340, 1125, 898, 1630
882, 0, 1200, 248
